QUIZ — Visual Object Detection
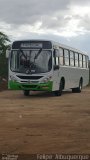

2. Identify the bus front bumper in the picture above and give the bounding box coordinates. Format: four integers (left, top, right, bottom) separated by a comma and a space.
8, 80, 53, 91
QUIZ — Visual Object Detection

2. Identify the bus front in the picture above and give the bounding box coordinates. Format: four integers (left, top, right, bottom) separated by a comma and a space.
8, 40, 53, 95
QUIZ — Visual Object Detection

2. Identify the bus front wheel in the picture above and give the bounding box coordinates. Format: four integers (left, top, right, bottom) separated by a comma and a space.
54, 80, 63, 96
23, 90, 30, 96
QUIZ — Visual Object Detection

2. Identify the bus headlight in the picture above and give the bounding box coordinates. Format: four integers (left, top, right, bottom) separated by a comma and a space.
41, 76, 52, 83
10, 75, 17, 82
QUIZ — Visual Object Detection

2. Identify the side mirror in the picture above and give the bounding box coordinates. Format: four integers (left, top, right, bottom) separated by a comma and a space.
54, 49, 60, 57
54, 65, 59, 70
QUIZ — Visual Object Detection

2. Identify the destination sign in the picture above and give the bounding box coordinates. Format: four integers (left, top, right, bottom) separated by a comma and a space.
12, 41, 52, 49
20, 43, 43, 48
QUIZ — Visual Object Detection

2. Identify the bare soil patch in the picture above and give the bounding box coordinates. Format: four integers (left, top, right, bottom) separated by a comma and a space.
0, 88, 90, 153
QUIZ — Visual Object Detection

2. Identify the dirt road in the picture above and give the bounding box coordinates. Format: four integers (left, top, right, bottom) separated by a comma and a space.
0, 88, 90, 154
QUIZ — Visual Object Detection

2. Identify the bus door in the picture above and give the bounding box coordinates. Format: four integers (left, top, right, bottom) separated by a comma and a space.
53, 49, 60, 91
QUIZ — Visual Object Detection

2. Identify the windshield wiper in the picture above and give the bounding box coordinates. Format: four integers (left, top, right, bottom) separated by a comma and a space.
24, 48, 42, 69
29, 48, 42, 70
34, 48, 42, 60
18, 48, 27, 59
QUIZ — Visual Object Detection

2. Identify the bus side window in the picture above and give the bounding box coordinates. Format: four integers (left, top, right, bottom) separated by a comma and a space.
59, 48, 64, 65
75, 53, 79, 67
83, 55, 86, 68
79, 54, 83, 68
53, 49, 60, 66
86, 56, 89, 68
64, 49, 69, 66
70, 51, 74, 66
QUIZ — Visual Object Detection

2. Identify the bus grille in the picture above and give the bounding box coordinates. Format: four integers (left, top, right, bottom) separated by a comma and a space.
22, 84, 37, 88
17, 75, 43, 80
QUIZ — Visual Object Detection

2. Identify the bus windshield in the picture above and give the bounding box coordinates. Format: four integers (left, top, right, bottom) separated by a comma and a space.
10, 49, 52, 74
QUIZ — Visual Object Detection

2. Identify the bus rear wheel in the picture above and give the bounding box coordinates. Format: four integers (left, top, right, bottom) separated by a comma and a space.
76, 80, 83, 93
54, 80, 63, 96
23, 90, 30, 96
72, 79, 83, 93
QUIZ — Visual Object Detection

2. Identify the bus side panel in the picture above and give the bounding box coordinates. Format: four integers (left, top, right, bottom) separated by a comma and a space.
52, 66, 89, 91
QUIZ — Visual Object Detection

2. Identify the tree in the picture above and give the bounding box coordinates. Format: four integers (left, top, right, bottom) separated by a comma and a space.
0, 32, 10, 54
0, 32, 10, 79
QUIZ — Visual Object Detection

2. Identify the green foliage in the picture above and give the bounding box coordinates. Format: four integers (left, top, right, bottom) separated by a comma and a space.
0, 32, 10, 44
0, 32, 10, 54
0, 52, 8, 78
0, 32, 10, 79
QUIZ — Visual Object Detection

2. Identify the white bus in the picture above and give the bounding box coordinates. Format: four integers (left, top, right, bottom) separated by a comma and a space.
7, 40, 89, 96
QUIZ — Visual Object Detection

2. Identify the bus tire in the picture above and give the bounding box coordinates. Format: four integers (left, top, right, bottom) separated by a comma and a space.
72, 88, 76, 93
72, 79, 83, 93
54, 80, 63, 96
76, 79, 83, 93
23, 90, 30, 96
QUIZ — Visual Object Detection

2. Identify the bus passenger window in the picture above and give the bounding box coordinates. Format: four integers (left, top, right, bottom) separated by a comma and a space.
79, 54, 83, 68
86, 56, 89, 68
83, 55, 86, 68
64, 49, 69, 66
75, 53, 79, 67
59, 48, 64, 65
53, 49, 59, 66
70, 51, 74, 66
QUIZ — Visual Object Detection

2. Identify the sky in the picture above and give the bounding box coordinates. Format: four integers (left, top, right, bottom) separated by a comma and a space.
0, 0, 90, 57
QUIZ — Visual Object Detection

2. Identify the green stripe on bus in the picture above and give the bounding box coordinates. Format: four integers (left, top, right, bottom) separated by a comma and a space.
8, 81, 53, 91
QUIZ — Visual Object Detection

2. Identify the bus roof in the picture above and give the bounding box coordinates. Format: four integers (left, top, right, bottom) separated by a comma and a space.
12, 39, 88, 56
51, 40, 88, 56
